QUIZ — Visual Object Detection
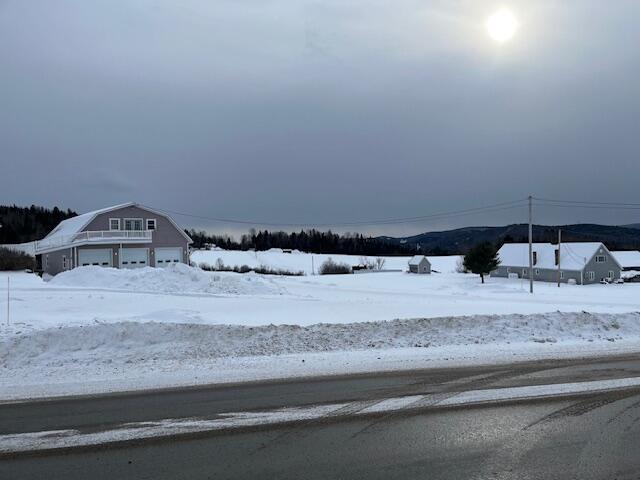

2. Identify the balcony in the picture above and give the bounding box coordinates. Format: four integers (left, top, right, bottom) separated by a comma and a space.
35, 230, 153, 252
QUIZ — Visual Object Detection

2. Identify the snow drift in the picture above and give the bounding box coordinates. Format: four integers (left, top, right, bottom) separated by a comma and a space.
2, 311, 640, 400
48, 264, 286, 296
3, 311, 638, 369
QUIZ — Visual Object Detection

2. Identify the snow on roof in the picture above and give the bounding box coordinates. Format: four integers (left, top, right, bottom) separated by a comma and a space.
44, 203, 134, 241
40, 203, 193, 251
611, 251, 640, 268
408, 255, 429, 266
497, 242, 610, 271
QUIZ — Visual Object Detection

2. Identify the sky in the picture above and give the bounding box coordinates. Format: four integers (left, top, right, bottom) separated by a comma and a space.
1, 0, 640, 237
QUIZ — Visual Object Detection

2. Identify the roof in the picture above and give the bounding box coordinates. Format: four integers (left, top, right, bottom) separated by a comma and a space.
42, 202, 192, 247
408, 255, 429, 266
611, 251, 640, 268
44, 203, 134, 241
497, 242, 616, 271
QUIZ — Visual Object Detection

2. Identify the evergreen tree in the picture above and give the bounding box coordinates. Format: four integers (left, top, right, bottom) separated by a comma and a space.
184, 228, 416, 256
0, 205, 77, 243
463, 242, 500, 283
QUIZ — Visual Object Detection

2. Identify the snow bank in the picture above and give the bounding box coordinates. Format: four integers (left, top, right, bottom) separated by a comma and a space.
48, 264, 285, 296
4, 312, 635, 368
3, 311, 640, 400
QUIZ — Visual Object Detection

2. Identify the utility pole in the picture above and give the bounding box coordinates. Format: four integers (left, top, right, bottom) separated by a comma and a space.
557, 229, 562, 288
6, 276, 9, 326
528, 195, 533, 294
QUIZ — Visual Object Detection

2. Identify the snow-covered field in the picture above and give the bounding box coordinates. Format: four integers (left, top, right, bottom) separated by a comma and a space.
190, 248, 424, 274
1, 250, 640, 400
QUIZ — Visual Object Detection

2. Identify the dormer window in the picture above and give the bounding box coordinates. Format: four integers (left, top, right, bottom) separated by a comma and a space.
109, 218, 121, 230
146, 219, 156, 231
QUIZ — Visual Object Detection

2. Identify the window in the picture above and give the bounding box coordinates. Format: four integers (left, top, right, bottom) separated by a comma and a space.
124, 218, 143, 231
608, 270, 614, 279
146, 219, 156, 231
560, 271, 564, 279
522, 268, 528, 276
62, 256, 68, 270
595, 255, 606, 263
535, 269, 540, 276
532, 252, 537, 265
45, 255, 49, 268
586, 271, 595, 281
109, 218, 120, 230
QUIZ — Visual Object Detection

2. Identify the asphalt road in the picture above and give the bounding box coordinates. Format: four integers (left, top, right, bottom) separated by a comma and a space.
4, 355, 640, 479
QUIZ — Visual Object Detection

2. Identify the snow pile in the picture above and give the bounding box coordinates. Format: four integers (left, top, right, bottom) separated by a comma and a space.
48, 264, 285, 296
3, 311, 638, 369
3, 311, 640, 399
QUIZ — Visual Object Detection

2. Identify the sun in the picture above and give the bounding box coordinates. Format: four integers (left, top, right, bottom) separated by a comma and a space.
486, 8, 519, 44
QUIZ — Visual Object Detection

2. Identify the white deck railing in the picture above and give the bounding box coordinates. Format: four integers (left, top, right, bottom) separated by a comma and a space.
35, 230, 153, 252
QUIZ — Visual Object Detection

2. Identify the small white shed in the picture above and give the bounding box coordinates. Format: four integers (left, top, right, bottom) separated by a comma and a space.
408, 255, 431, 274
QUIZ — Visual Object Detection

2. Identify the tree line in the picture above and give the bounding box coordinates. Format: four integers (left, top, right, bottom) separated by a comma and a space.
186, 228, 416, 256
0, 205, 77, 244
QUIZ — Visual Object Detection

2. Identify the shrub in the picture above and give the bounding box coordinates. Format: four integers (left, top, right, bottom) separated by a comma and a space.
0, 247, 36, 271
319, 258, 352, 275
357, 257, 386, 271
359, 257, 376, 270
198, 261, 303, 276
253, 265, 304, 276
455, 257, 468, 273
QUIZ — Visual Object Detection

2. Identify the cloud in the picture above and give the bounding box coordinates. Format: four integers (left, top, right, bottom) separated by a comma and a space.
1, 0, 640, 236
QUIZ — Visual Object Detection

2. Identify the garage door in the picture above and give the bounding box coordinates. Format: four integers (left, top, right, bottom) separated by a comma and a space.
155, 247, 182, 267
78, 249, 112, 267
121, 248, 149, 269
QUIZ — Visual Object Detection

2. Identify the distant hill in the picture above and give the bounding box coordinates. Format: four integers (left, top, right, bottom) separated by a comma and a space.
379, 224, 640, 255
0, 205, 77, 244
623, 223, 640, 230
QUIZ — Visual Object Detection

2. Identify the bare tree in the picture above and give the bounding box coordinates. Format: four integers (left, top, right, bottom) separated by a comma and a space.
359, 256, 375, 270
455, 257, 467, 273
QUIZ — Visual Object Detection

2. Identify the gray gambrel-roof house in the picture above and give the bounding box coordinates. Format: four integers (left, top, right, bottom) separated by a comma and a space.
492, 242, 622, 285
34, 203, 193, 276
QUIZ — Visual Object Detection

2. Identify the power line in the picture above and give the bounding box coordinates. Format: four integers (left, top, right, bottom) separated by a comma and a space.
149, 199, 528, 228
533, 197, 640, 207
533, 201, 640, 211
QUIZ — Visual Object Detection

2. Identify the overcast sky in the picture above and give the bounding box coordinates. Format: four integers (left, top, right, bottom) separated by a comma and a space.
2, 0, 639, 237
